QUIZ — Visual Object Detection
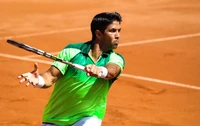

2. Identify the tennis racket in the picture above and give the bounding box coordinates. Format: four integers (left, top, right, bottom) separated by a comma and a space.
6, 39, 85, 71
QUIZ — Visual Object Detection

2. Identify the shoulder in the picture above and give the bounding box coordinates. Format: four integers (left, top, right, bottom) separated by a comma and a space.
56, 42, 88, 60
114, 52, 125, 61
63, 41, 91, 54
110, 52, 125, 62
64, 41, 91, 49
109, 52, 125, 68
64, 42, 85, 49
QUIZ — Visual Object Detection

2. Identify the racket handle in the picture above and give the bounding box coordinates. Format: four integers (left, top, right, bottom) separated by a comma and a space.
73, 64, 85, 71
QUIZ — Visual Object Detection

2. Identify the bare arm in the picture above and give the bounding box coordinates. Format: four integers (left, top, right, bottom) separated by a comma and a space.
40, 65, 62, 88
104, 63, 121, 80
85, 62, 121, 80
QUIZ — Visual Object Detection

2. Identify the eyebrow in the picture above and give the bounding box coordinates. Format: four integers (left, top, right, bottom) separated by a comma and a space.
109, 27, 121, 30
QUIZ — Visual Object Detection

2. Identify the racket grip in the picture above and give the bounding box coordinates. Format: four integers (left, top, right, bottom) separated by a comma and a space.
73, 64, 85, 71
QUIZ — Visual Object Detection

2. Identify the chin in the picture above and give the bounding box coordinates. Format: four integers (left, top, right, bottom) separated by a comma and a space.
113, 44, 118, 49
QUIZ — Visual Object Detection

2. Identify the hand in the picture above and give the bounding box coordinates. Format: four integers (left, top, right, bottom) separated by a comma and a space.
85, 64, 102, 77
18, 62, 40, 87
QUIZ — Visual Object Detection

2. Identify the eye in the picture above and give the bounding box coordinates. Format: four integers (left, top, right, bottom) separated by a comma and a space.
110, 28, 117, 33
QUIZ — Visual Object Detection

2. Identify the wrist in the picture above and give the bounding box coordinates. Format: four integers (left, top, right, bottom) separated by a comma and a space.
98, 67, 108, 78
37, 75, 45, 88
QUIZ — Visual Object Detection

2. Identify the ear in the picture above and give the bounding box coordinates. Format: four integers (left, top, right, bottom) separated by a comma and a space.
95, 30, 102, 40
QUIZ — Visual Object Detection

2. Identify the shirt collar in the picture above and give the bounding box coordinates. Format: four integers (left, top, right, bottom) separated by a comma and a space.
80, 41, 113, 57
80, 41, 92, 54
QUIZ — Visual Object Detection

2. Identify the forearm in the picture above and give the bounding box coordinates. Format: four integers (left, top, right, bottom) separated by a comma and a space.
38, 66, 62, 88
104, 63, 121, 80
39, 72, 55, 88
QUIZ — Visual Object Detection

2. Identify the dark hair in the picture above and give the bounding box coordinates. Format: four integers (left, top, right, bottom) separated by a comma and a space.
90, 12, 122, 41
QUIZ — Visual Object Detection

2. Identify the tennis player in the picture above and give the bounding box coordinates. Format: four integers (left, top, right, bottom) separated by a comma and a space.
18, 12, 125, 126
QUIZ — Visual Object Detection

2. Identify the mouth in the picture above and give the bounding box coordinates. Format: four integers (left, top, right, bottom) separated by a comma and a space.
114, 40, 119, 45
113, 41, 119, 48
114, 43, 118, 46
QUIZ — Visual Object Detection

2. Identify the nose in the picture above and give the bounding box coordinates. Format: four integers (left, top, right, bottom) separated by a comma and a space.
115, 31, 120, 39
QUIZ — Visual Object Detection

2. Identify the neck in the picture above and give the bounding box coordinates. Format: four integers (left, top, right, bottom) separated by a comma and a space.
89, 41, 103, 62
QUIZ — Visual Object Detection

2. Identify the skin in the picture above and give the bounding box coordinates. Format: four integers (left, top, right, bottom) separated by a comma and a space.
18, 21, 122, 88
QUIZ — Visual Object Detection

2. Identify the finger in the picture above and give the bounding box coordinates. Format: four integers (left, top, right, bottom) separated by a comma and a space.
32, 62, 38, 73
87, 73, 90, 76
94, 66, 100, 74
19, 78, 27, 83
18, 72, 30, 79
18, 75, 22, 79
85, 66, 91, 72
90, 65, 96, 73
34, 62, 38, 70
98, 72, 102, 78
32, 83, 37, 88
30, 81, 36, 87
26, 82, 30, 86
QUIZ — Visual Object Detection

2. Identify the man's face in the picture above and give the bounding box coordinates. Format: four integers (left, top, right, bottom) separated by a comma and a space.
100, 21, 121, 51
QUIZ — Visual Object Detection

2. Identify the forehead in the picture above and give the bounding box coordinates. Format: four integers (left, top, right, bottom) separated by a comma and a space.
106, 21, 121, 29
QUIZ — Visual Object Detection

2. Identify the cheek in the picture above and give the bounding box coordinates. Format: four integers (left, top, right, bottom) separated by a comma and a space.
102, 32, 115, 43
105, 37, 113, 44
106, 33, 115, 40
